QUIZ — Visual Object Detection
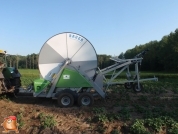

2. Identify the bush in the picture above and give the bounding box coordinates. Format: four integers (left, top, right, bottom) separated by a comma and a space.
130, 119, 149, 134
39, 113, 57, 129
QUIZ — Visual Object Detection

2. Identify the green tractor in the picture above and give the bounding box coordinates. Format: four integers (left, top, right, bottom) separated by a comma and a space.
0, 50, 21, 94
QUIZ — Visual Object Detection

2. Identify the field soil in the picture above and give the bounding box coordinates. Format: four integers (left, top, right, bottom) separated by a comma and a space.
0, 85, 178, 134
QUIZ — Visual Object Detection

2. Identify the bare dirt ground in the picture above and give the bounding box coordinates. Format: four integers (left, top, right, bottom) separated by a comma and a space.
0, 94, 124, 134
0, 86, 177, 134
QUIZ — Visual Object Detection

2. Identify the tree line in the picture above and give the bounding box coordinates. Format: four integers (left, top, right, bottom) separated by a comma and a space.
5, 28, 178, 72
6, 53, 114, 70
5, 53, 38, 69
123, 28, 178, 72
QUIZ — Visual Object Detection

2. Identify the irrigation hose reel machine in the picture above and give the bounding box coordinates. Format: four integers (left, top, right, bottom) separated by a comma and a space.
26, 32, 158, 107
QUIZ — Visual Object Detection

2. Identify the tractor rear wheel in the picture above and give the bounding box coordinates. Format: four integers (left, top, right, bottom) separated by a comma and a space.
57, 92, 74, 108
78, 93, 94, 106
10, 77, 21, 88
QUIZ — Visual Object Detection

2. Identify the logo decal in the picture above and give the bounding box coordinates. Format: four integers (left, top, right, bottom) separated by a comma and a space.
69, 34, 84, 42
63, 75, 70, 79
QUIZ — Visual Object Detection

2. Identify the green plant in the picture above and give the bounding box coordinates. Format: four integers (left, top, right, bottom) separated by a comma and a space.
0, 95, 11, 101
130, 119, 149, 134
0, 95, 6, 99
111, 129, 120, 134
93, 114, 108, 123
161, 116, 178, 134
92, 107, 109, 123
17, 113, 25, 128
92, 107, 106, 114
119, 107, 131, 120
145, 117, 164, 132
106, 114, 114, 122
39, 113, 57, 129
168, 128, 178, 134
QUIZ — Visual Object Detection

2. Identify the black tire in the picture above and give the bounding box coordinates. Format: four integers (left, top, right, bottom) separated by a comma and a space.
15, 77, 21, 87
64, 89, 78, 101
133, 83, 143, 92
14, 78, 21, 94
57, 92, 74, 108
124, 82, 133, 89
78, 93, 94, 106
55, 89, 78, 102
10, 77, 21, 88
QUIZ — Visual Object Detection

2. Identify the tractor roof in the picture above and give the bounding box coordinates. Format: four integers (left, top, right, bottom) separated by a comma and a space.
0, 50, 5, 56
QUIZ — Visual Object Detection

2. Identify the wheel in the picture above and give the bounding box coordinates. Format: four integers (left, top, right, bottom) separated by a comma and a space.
124, 82, 133, 89
133, 83, 143, 92
10, 77, 21, 88
63, 89, 78, 101
15, 77, 21, 88
55, 89, 78, 102
57, 92, 74, 108
13, 77, 22, 94
78, 93, 94, 106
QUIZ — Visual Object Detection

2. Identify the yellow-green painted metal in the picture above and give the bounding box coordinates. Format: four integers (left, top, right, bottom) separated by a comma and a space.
56, 68, 92, 88
33, 78, 50, 93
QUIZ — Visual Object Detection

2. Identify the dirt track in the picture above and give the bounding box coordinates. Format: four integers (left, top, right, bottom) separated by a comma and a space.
0, 86, 177, 134
0, 94, 125, 134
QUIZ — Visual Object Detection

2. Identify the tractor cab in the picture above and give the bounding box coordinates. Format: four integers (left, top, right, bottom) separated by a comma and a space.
0, 49, 6, 56
0, 50, 5, 60
0, 50, 21, 94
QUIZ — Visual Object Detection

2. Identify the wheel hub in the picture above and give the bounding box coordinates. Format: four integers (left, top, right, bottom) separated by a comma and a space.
61, 96, 70, 106
81, 96, 90, 105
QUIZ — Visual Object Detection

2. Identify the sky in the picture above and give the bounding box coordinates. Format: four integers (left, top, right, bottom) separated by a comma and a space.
0, 0, 178, 56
